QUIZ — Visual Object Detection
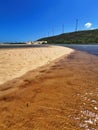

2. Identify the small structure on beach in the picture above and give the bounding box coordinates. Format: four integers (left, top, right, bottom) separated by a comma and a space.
26, 41, 47, 45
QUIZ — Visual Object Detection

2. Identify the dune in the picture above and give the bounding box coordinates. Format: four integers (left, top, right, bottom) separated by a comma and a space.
0, 45, 74, 85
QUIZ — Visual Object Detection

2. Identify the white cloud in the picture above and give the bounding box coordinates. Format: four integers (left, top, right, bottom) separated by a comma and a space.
84, 22, 92, 28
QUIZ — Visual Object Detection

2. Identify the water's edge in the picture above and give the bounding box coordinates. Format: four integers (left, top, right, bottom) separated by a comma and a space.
56, 44, 98, 56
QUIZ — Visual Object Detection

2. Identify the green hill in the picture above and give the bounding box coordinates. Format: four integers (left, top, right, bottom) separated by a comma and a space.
38, 29, 98, 44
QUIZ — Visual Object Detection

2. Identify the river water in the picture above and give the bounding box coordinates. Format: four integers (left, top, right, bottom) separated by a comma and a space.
58, 44, 98, 56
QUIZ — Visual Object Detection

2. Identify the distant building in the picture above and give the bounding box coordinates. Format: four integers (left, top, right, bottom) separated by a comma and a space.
27, 41, 34, 45
26, 41, 47, 45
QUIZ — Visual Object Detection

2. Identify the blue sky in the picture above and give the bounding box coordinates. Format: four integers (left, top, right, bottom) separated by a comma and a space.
0, 0, 98, 42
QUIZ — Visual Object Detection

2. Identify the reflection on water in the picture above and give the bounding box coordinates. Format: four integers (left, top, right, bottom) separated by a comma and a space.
58, 44, 98, 56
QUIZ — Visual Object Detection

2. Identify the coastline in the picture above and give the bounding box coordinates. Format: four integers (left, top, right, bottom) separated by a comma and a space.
0, 50, 98, 129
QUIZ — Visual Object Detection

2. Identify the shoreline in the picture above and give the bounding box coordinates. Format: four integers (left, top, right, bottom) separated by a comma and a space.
0, 45, 74, 86
0, 50, 98, 129
0, 50, 74, 98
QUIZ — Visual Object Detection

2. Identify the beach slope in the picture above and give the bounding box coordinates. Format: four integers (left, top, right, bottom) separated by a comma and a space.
0, 45, 73, 85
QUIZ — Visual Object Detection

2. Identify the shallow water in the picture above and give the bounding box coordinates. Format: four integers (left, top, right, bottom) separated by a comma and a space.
58, 44, 98, 56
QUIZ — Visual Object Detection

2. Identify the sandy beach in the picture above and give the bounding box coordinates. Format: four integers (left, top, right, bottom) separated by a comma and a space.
0, 45, 73, 85
0, 46, 98, 130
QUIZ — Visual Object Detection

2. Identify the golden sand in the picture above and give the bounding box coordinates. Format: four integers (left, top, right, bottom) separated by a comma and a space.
0, 45, 73, 85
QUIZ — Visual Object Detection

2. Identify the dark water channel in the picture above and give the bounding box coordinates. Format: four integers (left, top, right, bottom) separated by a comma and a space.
58, 44, 98, 56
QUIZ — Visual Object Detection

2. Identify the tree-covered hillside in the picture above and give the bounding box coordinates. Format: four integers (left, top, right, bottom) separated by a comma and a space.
38, 29, 98, 44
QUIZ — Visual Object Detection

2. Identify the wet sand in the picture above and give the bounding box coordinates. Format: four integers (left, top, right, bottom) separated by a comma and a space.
0, 51, 98, 130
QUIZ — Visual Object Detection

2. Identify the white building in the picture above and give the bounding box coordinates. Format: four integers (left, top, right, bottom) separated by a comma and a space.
27, 41, 47, 45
